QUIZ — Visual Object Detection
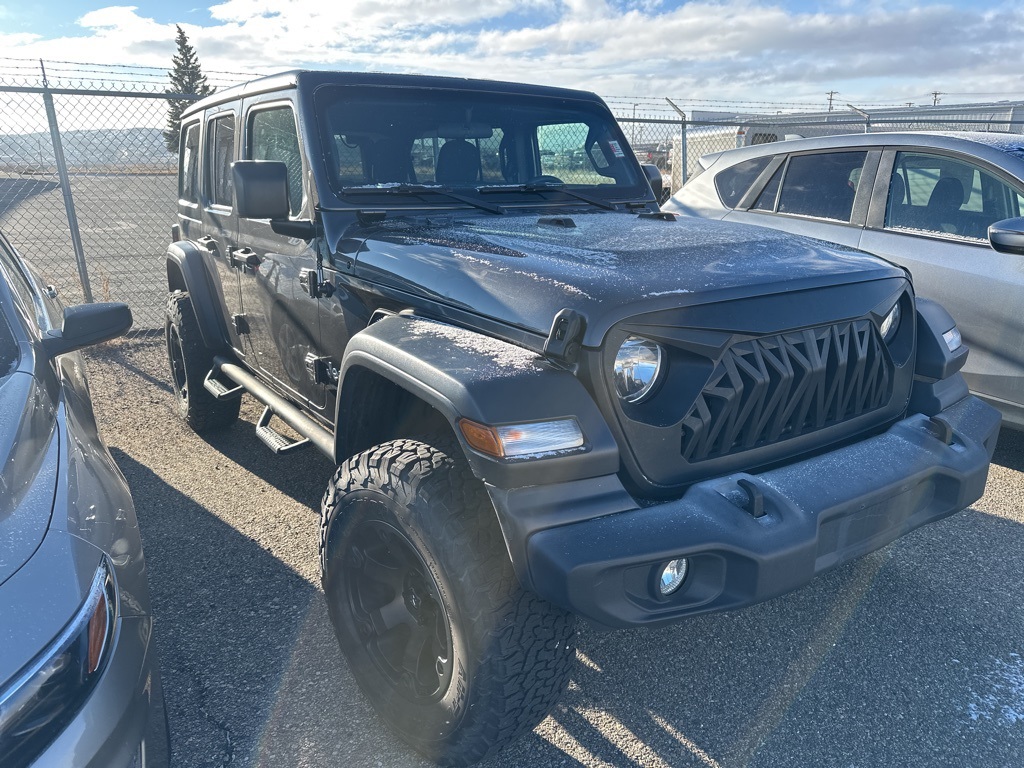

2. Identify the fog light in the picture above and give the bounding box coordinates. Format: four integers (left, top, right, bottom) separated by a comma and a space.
658, 558, 689, 595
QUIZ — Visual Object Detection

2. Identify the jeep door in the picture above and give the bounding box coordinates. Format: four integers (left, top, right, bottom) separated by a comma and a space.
234, 99, 326, 413
194, 108, 248, 357
860, 147, 1024, 423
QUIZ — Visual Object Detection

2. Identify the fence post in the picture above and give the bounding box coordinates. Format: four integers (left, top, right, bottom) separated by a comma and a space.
41, 63, 93, 302
678, 118, 687, 188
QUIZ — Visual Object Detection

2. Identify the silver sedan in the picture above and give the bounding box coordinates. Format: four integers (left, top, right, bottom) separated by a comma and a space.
664, 131, 1024, 428
0, 231, 169, 768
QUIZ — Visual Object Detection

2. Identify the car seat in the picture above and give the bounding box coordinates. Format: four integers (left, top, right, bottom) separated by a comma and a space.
435, 139, 481, 184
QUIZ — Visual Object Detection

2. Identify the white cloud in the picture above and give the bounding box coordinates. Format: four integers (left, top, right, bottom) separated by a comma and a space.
0, 1, 1019, 107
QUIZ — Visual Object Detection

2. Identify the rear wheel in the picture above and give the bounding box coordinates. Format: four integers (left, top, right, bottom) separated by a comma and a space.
320, 439, 576, 766
165, 290, 240, 433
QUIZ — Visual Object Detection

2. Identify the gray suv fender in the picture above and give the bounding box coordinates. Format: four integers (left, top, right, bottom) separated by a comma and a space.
335, 314, 620, 489
165, 241, 231, 351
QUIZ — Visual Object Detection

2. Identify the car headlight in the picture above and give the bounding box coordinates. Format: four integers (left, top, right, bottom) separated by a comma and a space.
613, 336, 664, 403
879, 301, 901, 343
0, 558, 117, 768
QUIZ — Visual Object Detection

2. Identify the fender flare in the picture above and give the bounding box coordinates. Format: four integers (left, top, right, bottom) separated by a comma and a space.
165, 241, 231, 352
336, 315, 620, 489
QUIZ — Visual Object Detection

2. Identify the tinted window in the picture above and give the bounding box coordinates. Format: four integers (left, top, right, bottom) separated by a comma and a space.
715, 156, 772, 208
0, 311, 17, 378
885, 151, 1024, 241
179, 121, 200, 204
0, 239, 40, 330
249, 106, 303, 216
777, 152, 866, 222
207, 114, 235, 208
752, 164, 784, 211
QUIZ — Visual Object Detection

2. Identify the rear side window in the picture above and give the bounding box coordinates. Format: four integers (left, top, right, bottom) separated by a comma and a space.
714, 156, 772, 208
249, 106, 304, 216
179, 122, 200, 204
776, 151, 867, 222
207, 114, 236, 208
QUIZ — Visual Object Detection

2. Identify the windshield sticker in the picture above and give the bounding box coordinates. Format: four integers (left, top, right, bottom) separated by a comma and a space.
608, 140, 625, 158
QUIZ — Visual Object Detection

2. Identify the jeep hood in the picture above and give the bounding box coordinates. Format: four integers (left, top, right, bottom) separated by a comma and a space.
345, 212, 906, 346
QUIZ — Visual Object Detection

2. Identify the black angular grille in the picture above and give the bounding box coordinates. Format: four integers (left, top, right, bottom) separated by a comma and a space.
681, 319, 892, 462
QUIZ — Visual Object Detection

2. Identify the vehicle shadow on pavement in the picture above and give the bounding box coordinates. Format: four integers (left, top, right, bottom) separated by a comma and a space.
992, 425, 1024, 472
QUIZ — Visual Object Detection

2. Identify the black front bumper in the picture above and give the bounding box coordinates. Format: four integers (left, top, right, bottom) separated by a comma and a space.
515, 395, 1000, 629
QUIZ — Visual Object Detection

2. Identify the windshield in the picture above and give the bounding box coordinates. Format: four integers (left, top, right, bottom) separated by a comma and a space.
314, 85, 644, 205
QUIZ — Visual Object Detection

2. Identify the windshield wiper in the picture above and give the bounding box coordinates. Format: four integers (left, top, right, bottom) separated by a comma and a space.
477, 182, 618, 211
339, 184, 505, 215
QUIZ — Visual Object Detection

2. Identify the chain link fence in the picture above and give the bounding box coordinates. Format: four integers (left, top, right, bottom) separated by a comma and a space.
1, 59, 1023, 335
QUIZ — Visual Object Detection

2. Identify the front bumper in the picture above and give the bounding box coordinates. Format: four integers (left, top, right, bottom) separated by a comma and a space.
519, 395, 1000, 629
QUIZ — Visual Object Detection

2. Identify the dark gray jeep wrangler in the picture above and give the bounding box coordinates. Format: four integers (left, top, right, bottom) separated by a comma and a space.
165, 70, 1000, 765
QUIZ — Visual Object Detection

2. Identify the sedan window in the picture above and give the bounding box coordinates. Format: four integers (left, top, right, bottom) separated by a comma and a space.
776, 152, 867, 222
714, 156, 771, 208
885, 152, 1024, 241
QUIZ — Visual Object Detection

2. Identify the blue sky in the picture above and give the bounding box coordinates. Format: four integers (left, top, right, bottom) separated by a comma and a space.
4, 1, 1021, 108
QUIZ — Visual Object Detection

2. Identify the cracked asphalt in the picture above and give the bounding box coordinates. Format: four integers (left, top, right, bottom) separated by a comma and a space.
87, 337, 1024, 768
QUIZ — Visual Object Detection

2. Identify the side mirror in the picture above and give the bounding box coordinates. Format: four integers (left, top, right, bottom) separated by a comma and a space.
232, 160, 290, 220
232, 160, 316, 240
989, 217, 1024, 255
641, 164, 671, 205
41, 302, 132, 358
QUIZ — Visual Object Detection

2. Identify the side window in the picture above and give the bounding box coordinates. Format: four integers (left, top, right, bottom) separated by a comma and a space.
0, 240, 41, 330
207, 114, 235, 208
885, 151, 1024, 241
714, 156, 772, 208
776, 151, 867, 222
249, 106, 303, 216
537, 122, 615, 185
179, 122, 200, 204
752, 163, 784, 211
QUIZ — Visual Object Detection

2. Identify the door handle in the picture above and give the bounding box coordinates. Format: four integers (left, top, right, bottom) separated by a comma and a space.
230, 248, 262, 269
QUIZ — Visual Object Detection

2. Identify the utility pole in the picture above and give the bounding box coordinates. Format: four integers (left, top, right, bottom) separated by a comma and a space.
827, 90, 838, 112
932, 91, 943, 106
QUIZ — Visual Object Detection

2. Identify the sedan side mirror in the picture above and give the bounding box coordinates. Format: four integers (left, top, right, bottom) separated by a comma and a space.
989, 217, 1024, 255
41, 302, 132, 358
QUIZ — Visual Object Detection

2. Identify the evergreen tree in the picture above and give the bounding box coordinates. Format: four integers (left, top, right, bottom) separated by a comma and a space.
164, 25, 214, 153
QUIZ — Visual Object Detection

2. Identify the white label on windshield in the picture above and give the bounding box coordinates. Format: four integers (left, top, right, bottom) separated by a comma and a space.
608, 140, 625, 158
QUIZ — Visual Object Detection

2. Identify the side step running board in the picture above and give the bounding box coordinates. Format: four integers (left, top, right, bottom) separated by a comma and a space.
255, 406, 311, 454
212, 355, 335, 460
203, 369, 245, 400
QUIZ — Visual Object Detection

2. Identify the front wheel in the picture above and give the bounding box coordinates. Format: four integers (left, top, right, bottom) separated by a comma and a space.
320, 439, 576, 766
165, 290, 240, 433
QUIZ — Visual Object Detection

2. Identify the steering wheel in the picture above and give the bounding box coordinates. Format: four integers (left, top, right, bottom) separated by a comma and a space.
527, 175, 563, 185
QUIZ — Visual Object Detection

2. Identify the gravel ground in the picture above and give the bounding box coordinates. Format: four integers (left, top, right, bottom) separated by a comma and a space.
86, 337, 1024, 768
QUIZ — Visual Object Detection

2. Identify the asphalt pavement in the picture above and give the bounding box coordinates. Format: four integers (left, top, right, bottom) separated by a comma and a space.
86, 337, 1024, 768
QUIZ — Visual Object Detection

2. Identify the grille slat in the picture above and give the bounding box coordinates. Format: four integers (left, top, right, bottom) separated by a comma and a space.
681, 319, 892, 463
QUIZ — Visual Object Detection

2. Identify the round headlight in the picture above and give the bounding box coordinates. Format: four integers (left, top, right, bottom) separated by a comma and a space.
879, 301, 901, 342
613, 336, 663, 403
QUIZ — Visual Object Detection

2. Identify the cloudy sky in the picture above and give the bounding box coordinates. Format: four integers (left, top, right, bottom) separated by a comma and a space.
3, 0, 1019, 109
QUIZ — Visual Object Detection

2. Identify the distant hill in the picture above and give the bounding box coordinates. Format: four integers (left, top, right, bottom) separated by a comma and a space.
0, 127, 176, 171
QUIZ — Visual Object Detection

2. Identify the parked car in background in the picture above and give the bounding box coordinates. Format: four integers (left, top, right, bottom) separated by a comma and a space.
0, 232, 169, 768
664, 131, 1024, 429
